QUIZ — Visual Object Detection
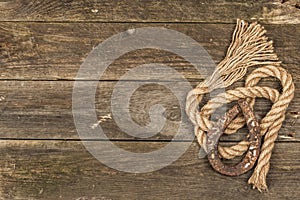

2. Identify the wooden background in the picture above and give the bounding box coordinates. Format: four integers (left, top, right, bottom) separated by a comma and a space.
0, 0, 299, 199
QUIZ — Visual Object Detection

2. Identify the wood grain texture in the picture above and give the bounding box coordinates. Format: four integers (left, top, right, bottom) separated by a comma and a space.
0, 0, 299, 23
0, 1, 299, 198
0, 80, 299, 141
0, 140, 299, 199
0, 23, 298, 81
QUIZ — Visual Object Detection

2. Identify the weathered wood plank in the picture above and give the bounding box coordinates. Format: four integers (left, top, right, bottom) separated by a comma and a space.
0, 1, 298, 199
1, 140, 299, 199
0, 0, 299, 23
0, 23, 299, 81
0, 80, 299, 141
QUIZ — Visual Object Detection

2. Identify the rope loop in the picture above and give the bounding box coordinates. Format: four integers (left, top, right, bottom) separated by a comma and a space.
186, 19, 295, 191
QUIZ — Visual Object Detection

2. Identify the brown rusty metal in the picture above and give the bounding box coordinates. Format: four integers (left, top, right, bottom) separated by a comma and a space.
206, 99, 261, 176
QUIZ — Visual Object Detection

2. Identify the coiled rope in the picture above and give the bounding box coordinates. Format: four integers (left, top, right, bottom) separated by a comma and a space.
186, 19, 295, 191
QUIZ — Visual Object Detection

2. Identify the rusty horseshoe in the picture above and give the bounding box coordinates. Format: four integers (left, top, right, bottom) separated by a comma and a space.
206, 99, 261, 176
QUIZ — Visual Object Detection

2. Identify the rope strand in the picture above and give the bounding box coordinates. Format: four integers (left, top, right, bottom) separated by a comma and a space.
186, 19, 295, 191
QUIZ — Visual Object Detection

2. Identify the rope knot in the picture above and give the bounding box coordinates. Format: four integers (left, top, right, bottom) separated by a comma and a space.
186, 19, 295, 191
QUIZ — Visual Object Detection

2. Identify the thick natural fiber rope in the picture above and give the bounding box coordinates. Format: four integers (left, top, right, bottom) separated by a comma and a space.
186, 19, 295, 191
